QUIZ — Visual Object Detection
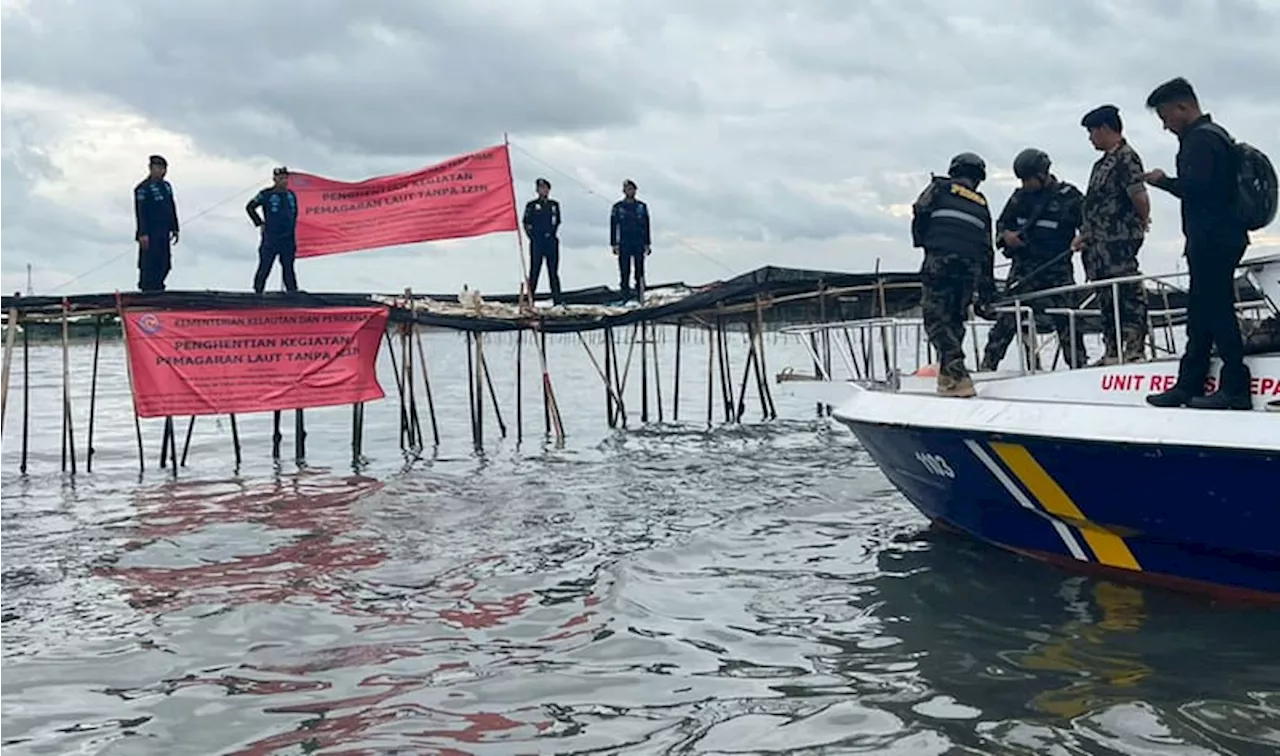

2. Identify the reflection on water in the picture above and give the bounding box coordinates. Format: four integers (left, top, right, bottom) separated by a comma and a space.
4, 336, 1280, 754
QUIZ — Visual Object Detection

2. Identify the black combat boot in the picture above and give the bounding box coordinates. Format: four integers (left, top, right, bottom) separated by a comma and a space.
1145, 355, 1204, 408
1188, 362, 1253, 410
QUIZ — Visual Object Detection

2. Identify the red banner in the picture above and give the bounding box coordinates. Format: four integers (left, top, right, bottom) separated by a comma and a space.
123, 306, 388, 418
290, 144, 519, 258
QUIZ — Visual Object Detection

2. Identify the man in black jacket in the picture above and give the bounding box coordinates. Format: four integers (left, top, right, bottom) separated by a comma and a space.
1142, 77, 1252, 410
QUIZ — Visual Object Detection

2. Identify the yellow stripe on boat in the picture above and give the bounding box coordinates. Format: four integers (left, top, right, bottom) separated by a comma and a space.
989, 442, 1142, 572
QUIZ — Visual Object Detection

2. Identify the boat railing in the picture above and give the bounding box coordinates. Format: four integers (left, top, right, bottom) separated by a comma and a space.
778, 263, 1276, 387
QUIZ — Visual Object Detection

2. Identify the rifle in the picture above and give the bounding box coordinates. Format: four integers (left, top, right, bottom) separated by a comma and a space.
995, 188, 1054, 258
995, 188, 1068, 296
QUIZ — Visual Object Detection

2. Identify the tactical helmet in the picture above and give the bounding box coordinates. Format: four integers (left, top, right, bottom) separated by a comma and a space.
948, 152, 987, 182
1013, 148, 1052, 180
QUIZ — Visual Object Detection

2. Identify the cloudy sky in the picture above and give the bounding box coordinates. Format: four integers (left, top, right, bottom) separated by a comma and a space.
3, 0, 1279, 299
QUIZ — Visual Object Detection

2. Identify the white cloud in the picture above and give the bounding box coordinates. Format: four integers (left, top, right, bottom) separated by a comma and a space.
2, 0, 1278, 298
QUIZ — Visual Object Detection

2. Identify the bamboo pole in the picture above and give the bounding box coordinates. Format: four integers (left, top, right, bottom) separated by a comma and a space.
641, 320, 650, 423
60, 298, 77, 474
466, 332, 479, 447
576, 331, 627, 423
604, 327, 616, 428
1, 306, 17, 436
705, 324, 714, 428
479, 343, 507, 439
86, 316, 102, 471
230, 414, 242, 469
540, 329, 550, 436
159, 417, 172, 469
672, 320, 683, 422
180, 415, 195, 466
114, 294, 145, 473
414, 329, 440, 447
295, 409, 306, 464
383, 328, 408, 451
20, 323, 29, 473
608, 328, 627, 427
652, 322, 664, 423
272, 410, 282, 460
515, 328, 524, 443
351, 403, 362, 464
475, 331, 486, 449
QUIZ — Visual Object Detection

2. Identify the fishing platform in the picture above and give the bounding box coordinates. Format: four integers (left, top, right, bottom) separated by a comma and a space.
1, 265, 930, 475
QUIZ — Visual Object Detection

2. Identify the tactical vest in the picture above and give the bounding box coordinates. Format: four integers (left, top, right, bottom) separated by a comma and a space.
921, 179, 992, 255
1013, 183, 1079, 256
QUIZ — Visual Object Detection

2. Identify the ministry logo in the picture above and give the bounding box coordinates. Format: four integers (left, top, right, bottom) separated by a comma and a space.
137, 313, 162, 335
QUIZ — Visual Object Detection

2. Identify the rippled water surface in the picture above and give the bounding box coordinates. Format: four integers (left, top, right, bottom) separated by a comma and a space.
4, 332, 1279, 755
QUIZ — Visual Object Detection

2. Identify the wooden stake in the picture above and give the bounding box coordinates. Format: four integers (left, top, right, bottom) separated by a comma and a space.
230, 414, 242, 469
604, 327, 616, 428
641, 320, 650, 423
180, 415, 195, 466
474, 331, 486, 449
21, 323, 29, 473
652, 322, 665, 423
705, 324, 714, 428
351, 403, 362, 464
160, 417, 172, 469
466, 332, 479, 447
295, 408, 306, 464
384, 328, 409, 451
673, 320, 683, 422
1, 306, 16, 436
272, 410, 282, 460
114, 295, 145, 474
479, 344, 507, 439
515, 328, 524, 443
577, 331, 626, 425
61, 298, 77, 474
86, 316, 102, 471
540, 329, 550, 436
414, 329, 440, 447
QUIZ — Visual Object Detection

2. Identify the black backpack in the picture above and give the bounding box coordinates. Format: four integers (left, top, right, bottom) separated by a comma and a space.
1204, 122, 1278, 231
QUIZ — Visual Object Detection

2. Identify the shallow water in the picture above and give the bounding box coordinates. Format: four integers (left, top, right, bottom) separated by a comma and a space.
3, 331, 1279, 755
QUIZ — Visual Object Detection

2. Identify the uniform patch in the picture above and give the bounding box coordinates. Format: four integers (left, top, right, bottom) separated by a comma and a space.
950, 184, 986, 206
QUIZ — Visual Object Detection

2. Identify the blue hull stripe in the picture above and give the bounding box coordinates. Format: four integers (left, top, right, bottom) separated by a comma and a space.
840, 419, 1280, 597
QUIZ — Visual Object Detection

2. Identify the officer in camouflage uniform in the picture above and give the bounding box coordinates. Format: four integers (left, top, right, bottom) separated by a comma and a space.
980, 148, 1089, 372
912, 152, 996, 398
1072, 104, 1152, 365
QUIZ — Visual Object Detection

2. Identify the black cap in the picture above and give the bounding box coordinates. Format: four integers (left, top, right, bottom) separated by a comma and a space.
273, 166, 289, 176
535, 177, 550, 188
622, 179, 637, 190
1081, 104, 1121, 130
148, 154, 168, 167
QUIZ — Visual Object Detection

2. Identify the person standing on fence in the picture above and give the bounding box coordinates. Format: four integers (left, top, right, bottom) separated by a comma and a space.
1142, 77, 1256, 410
911, 152, 996, 398
246, 166, 300, 294
1072, 104, 1152, 365
134, 154, 180, 293
611, 179, 651, 303
523, 178, 563, 305
980, 148, 1088, 372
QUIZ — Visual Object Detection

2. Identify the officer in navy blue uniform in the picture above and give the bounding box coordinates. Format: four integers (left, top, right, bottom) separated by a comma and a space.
610, 179, 652, 302
522, 178, 563, 304
133, 154, 180, 292
246, 166, 300, 294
